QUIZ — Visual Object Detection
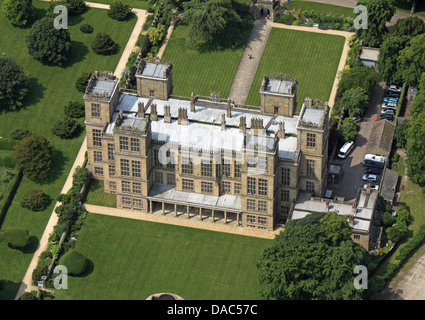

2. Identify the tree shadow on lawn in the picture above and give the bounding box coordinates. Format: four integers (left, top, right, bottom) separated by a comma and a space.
61, 41, 90, 68
0, 279, 23, 300
20, 77, 46, 110
77, 259, 94, 278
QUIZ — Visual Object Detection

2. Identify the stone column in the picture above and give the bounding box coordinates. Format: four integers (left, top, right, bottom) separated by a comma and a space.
237, 213, 240, 226
225, 211, 227, 224
200, 207, 202, 220
212, 210, 215, 223
174, 204, 177, 217
187, 205, 190, 219
162, 202, 165, 215
149, 200, 153, 214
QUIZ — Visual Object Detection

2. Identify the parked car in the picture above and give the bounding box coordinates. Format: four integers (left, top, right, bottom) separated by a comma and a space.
382, 102, 397, 108
381, 109, 395, 115
365, 167, 381, 174
362, 174, 378, 182
383, 96, 398, 103
386, 91, 400, 98
389, 85, 402, 93
380, 113, 394, 120
363, 184, 379, 190
352, 116, 361, 123
382, 105, 397, 111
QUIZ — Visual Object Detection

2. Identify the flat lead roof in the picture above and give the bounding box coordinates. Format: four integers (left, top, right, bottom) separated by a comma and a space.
90, 78, 117, 97
265, 79, 294, 95
140, 62, 168, 79
300, 107, 325, 126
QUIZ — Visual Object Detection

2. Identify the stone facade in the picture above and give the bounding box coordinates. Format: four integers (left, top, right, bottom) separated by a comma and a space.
260, 74, 297, 116
84, 61, 330, 232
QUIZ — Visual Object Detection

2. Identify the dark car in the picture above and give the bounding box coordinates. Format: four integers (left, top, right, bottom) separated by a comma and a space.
365, 167, 381, 174
380, 113, 394, 120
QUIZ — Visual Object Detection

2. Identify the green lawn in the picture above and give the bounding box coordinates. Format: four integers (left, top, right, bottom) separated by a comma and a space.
88, 0, 150, 9
162, 22, 252, 98
54, 213, 271, 300
83, 179, 117, 208
0, 1, 136, 300
245, 28, 345, 110
283, 0, 355, 17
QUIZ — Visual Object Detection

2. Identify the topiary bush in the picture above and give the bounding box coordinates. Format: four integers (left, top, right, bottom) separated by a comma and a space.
52, 117, 80, 139
0, 227, 30, 248
108, 1, 132, 21
58, 250, 87, 276
91, 33, 117, 55
80, 23, 93, 33
21, 189, 49, 211
9, 129, 32, 140
76, 72, 92, 93
64, 100, 85, 119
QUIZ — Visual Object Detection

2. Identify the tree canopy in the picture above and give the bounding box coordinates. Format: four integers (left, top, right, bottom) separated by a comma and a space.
13, 135, 54, 181
387, 16, 425, 38
182, 0, 247, 49
378, 35, 411, 85
257, 212, 365, 300
398, 33, 425, 86
337, 65, 380, 98
340, 117, 360, 142
356, 0, 396, 47
26, 17, 72, 65
406, 111, 425, 185
1, 0, 33, 27
0, 57, 29, 111
0, 227, 30, 248
340, 88, 370, 117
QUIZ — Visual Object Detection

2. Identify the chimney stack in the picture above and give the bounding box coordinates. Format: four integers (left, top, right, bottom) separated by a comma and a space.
178, 107, 188, 125
250, 118, 264, 135
239, 116, 246, 133
352, 200, 357, 214
221, 113, 226, 131
164, 105, 171, 124
277, 121, 285, 139
190, 92, 195, 113
138, 101, 145, 118
226, 98, 232, 118
150, 103, 158, 121
305, 97, 313, 108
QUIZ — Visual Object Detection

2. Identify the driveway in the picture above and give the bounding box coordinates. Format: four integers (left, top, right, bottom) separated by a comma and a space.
327, 81, 386, 202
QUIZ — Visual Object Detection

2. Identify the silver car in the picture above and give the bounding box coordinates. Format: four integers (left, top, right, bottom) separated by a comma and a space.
362, 174, 378, 182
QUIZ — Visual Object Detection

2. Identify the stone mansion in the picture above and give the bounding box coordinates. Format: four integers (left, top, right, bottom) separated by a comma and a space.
83, 58, 330, 231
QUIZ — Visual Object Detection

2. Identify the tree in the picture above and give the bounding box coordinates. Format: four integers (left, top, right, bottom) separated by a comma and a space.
340, 117, 360, 142
52, 117, 81, 139
386, 220, 408, 243
67, 0, 86, 15
381, 211, 396, 228
21, 189, 49, 211
64, 100, 85, 119
148, 24, 166, 46
394, 119, 409, 147
0, 57, 29, 111
0, 227, 30, 248
182, 0, 245, 49
1, 0, 33, 27
13, 135, 54, 181
387, 16, 425, 38
26, 17, 72, 66
399, 33, 425, 86
257, 212, 365, 300
91, 33, 117, 55
80, 23, 93, 33
59, 250, 88, 275
395, 206, 411, 224
406, 112, 425, 185
337, 65, 380, 98
340, 88, 369, 117
378, 35, 411, 85
356, 0, 396, 47
108, 1, 132, 21
76, 72, 92, 93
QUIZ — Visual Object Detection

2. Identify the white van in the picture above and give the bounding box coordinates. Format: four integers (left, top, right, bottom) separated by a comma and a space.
362, 154, 386, 168
338, 141, 354, 159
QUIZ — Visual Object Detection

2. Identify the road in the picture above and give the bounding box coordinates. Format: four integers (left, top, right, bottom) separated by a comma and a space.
327, 81, 386, 202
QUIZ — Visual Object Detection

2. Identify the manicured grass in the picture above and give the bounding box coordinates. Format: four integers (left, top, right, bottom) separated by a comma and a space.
245, 28, 345, 111
283, 0, 355, 17
53, 213, 271, 300
162, 22, 251, 98
0, 1, 136, 300
83, 179, 117, 208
